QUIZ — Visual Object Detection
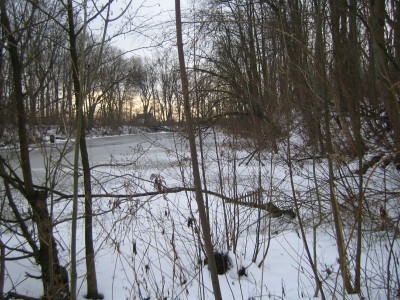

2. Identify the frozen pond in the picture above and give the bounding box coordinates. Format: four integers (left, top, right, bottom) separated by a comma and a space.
1, 132, 186, 180
1, 130, 396, 300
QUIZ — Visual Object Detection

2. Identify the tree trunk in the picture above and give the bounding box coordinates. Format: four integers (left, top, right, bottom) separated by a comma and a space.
370, 0, 400, 152
395, 0, 400, 69
65, 1, 100, 298
327, 1, 356, 293
348, 0, 364, 292
175, 1, 223, 299
0, 238, 4, 300
0, 2, 69, 298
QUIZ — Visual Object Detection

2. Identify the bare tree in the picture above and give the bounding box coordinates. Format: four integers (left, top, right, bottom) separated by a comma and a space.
0, 1, 69, 298
0, 238, 4, 300
65, 0, 103, 297
369, 0, 400, 155
137, 58, 159, 121
175, 1, 223, 299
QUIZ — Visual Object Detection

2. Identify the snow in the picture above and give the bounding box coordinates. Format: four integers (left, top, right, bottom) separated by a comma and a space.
1, 130, 399, 299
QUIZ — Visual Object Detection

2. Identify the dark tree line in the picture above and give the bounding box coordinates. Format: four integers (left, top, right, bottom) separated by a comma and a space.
1, 0, 398, 146
1, 0, 400, 298
0, 1, 149, 142
187, 0, 399, 159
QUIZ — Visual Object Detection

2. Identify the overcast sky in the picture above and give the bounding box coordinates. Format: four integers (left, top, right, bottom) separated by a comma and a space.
106, 0, 186, 57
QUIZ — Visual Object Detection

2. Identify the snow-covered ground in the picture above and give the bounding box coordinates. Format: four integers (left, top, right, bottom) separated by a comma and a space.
1, 130, 399, 299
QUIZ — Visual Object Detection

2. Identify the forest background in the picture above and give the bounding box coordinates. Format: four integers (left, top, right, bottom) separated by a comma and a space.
0, 0, 400, 299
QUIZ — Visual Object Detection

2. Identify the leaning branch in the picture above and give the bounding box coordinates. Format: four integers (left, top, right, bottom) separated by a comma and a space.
55, 187, 292, 215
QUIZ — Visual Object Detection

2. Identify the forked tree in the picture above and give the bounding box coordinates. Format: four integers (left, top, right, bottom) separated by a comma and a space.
0, 1, 69, 298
